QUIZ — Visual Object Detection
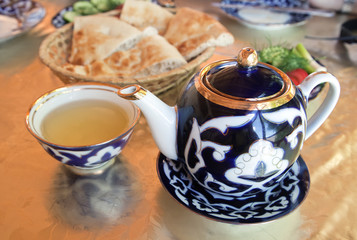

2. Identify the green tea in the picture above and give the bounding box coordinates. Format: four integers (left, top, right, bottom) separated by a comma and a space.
41, 100, 129, 146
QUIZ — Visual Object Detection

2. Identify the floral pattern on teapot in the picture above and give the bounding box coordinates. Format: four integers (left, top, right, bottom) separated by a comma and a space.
180, 95, 307, 196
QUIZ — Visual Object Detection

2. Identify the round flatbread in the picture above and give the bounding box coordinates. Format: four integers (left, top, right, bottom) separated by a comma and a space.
69, 15, 142, 65
120, 0, 173, 35
164, 7, 234, 60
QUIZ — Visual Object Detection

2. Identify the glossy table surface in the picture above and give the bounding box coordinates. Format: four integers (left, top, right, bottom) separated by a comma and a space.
0, 1, 356, 239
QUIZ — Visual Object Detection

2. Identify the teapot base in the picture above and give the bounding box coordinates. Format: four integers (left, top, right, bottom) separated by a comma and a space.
157, 152, 310, 224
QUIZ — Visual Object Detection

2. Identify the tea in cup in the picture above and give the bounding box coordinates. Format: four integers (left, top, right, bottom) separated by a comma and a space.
26, 83, 140, 174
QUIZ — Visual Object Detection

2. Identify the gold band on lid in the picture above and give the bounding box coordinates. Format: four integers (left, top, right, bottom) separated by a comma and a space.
194, 50, 296, 110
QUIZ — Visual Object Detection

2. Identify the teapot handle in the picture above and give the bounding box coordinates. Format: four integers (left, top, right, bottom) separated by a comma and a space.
298, 71, 340, 139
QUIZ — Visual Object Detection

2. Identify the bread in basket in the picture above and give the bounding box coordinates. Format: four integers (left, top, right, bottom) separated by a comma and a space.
39, 23, 214, 94
39, 5, 234, 94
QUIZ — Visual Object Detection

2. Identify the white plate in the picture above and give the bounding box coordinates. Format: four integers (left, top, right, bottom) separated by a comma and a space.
220, 6, 311, 30
0, 1, 45, 43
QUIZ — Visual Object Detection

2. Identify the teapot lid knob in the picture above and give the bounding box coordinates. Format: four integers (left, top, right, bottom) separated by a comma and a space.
237, 47, 258, 67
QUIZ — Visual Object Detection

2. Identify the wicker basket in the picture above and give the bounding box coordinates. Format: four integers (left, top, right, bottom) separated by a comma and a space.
39, 21, 215, 95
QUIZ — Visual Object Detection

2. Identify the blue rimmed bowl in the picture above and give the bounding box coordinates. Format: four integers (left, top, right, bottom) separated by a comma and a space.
25, 83, 140, 174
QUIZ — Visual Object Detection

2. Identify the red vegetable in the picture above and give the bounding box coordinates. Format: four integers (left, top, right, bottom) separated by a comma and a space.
286, 68, 308, 86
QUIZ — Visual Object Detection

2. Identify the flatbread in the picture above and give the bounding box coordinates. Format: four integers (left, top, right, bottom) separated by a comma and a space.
63, 61, 117, 77
164, 7, 234, 60
120, 0, 173, 35
64, 34, 187, 78
68, 15, 142, 65
63, 6, 234, 80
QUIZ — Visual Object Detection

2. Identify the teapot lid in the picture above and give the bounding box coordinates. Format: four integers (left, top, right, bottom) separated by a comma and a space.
195, 47, 296, 110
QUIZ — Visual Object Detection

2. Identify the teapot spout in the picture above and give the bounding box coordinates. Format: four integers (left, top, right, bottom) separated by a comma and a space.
118, 85, 178, 160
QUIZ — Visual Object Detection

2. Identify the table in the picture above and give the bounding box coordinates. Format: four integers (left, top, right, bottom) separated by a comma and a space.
0, 1, 356, 239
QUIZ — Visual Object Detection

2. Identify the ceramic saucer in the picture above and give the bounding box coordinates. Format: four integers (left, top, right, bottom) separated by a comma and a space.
157, 153, 310, 224
218, 1, 311, 30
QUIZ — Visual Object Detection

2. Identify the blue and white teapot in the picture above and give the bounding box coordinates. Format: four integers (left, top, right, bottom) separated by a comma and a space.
118, 47, 340, 196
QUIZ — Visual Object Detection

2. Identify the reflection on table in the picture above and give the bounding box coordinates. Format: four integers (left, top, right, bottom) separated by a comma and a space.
49, 156, 141, 230
0, 0, 356, 239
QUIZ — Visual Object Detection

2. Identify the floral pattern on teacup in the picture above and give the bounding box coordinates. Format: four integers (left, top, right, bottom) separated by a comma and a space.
40, 130, 132, 168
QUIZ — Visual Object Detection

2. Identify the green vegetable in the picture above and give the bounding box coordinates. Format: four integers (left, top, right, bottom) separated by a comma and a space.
292, 43, 327, 73
258, 43, 326, 74
259, 46, 289, 67
65, 0, 124, 22
90, 0, 115, 12
258, 45, 308, 73
73, 1, 99, 15
63, 11, 80, 22
279, 51, 309, 72
109, 0, 125, 7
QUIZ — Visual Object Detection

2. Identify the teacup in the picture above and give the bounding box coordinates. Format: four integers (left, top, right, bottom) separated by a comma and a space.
26, 83, 140, 174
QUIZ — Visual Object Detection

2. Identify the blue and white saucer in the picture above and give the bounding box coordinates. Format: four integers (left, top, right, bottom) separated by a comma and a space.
218, 0, 311, 30
157, 153, 310, 224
